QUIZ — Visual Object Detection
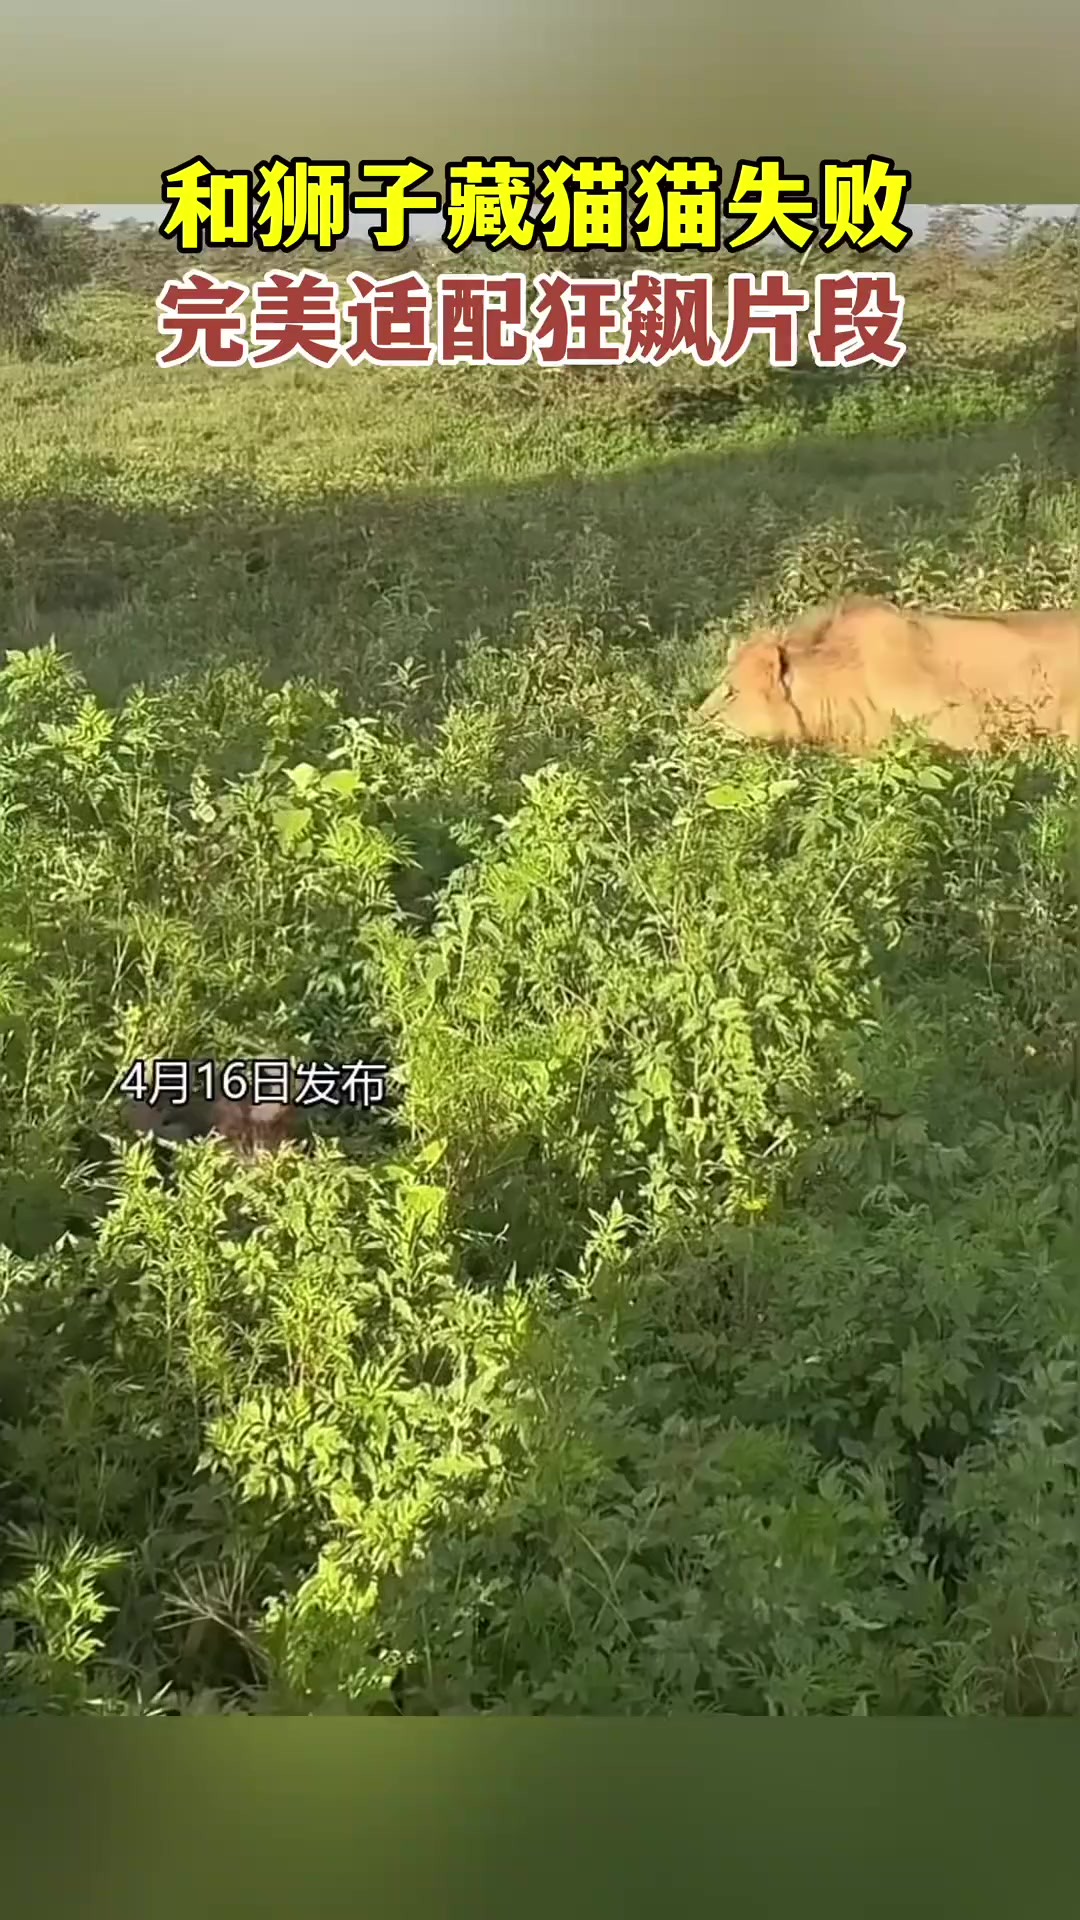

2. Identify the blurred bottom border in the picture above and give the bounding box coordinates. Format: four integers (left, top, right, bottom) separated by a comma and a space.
1, 1719, 1075, 1917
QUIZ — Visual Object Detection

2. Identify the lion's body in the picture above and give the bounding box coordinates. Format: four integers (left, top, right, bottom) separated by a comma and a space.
696, 598, 1080, 752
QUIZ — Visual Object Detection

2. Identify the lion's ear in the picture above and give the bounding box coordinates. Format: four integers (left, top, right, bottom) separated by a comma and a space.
742, 638, 786, 691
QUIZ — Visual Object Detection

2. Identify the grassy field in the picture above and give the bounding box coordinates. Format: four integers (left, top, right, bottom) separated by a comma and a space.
0, 232, 1077, 1714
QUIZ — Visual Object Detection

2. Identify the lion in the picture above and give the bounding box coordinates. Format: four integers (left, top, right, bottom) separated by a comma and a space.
694, 597, 1080, 753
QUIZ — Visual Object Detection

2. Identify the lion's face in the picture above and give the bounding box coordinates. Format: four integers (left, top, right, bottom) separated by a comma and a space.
697, 637, 804, 743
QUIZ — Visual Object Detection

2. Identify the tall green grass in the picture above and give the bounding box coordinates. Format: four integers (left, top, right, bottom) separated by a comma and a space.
0, 243, 1076, 1714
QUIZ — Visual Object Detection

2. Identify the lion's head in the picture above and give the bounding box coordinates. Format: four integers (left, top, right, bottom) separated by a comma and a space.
695, 634, 810, 745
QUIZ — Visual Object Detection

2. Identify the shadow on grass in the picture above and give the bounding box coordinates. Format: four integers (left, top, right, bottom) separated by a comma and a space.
1, 409, 1066, 715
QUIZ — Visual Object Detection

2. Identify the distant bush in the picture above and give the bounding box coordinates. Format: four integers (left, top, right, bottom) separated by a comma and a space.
0, 206, 94, 354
